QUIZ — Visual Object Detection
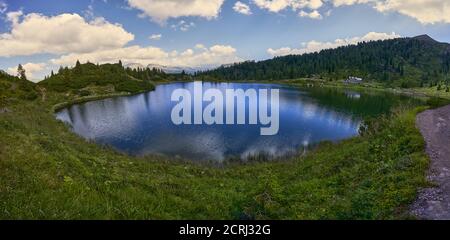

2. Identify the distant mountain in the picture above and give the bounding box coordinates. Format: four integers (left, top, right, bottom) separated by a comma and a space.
124, 63, 146, 69
413, 34, 439, 44
146, 64, 197, 74
124, 61, 232, 75
125, 63, 197, 74
200, 35, 450, 88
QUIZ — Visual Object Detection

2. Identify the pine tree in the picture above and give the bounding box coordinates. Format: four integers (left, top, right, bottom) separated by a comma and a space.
17, 64, 26, 80
75, 60, 82, 74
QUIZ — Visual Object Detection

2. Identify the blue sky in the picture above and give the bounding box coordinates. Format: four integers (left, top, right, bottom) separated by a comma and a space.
1, 0, 450, 81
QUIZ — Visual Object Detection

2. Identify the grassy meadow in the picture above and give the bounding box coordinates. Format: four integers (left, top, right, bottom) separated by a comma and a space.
0, 81, 434, 219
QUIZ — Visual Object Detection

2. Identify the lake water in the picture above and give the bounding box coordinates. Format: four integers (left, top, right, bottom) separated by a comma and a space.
56, 82, 415, 162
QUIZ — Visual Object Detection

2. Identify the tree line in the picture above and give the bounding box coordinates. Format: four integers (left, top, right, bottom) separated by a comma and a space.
198, 36, 450, 88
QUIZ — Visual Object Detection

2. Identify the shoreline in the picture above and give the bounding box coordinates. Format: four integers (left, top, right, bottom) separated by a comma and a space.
51, 79, 438, 113
49, 80, 427, 167
51, 90, 152, 113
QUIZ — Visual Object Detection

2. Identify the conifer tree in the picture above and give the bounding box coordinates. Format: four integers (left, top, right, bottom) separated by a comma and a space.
17, 64, 26, 80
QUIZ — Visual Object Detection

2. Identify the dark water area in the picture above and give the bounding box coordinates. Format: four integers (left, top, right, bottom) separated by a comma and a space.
56, 82, 418, 162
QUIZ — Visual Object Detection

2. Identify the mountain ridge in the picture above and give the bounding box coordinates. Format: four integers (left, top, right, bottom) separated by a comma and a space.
413, 34, 439, 43
199, 35, 450, 88
125, 63, 198, 74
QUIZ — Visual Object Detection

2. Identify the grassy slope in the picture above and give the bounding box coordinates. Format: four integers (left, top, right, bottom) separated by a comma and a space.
412, 87, 450, 100
38, 62, 155, 94
0, 83, 430, 219
0, 71, 38, 106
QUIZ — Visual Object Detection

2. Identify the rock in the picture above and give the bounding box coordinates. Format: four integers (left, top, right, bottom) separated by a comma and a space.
0, 107, 11, 114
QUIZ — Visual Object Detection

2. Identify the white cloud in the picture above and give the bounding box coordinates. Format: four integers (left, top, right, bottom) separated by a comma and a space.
51, 44, 242, 68
233, 1, 252, 15
0, 11, 240, 74
331, 0, 374, 7
83, 4, 95, 19
375, 0, 450, 24
7, 62, 46, 81
181, 22, 195, 31
127, 0, 225, 24
171, 20, 195, 31
0, 2, 7, 14
51, 46, 168, 66
299, 10, 322, 19
125, 0, 450, 24
181, 49, 194, 57
6, 10, 23, 25
268, 32, 400, 56
210, 45, 237, 55
332, 0, 450, 24
250, 0, 450, 23
149, 34, 162, 40
0, 12, 134, 57
253, 0, 323, 12
195, 43, 207, 50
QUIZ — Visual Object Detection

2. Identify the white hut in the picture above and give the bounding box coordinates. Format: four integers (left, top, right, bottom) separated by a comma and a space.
345, 76, 363, 84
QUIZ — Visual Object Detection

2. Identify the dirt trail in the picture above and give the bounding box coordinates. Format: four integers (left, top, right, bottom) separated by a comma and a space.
411, 104, 450, 219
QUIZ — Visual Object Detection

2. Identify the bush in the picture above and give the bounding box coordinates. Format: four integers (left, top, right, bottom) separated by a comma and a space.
77, 89, 91, 96
20, 91, 38, 100
115, 81, 154, 93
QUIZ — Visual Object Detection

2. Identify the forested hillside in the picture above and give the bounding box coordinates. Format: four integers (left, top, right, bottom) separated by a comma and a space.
199, 35, 450, 88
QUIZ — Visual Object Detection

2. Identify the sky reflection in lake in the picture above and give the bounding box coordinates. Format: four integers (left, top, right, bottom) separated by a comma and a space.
56, 82, 408, 162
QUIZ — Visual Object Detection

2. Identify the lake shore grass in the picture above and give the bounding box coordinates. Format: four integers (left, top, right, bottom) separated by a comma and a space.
206, 78, 450, 102
0, 85, 433, 219
51, 90, 155, 112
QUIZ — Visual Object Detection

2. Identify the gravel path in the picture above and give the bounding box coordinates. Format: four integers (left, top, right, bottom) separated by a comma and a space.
411, 104, 450, 220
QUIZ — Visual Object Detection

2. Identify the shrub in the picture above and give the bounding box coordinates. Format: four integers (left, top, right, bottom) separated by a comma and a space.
77, 90, 91, 97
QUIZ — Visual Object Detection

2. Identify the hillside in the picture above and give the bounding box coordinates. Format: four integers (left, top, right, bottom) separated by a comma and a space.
0, 55, 442, 220
38, 62, 159, 94
0, 70, 38, 107
199, 35, 450, 88
0, 79, 433, 219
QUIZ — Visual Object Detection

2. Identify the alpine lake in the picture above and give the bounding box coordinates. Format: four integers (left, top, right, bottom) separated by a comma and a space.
56, 82, 420, 163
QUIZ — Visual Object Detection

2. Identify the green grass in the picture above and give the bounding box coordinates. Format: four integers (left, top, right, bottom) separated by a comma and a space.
412, 86, 450, 100
273, 78, 450, 103
0, 88, 431, 219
